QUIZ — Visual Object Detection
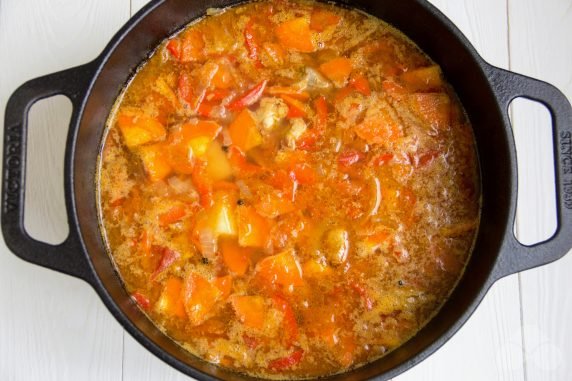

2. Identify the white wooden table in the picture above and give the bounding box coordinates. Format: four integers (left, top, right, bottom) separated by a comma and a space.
1, 0, 571, 380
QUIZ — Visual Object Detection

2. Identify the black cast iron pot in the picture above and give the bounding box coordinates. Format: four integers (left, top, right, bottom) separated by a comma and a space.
3, 0, 572, 380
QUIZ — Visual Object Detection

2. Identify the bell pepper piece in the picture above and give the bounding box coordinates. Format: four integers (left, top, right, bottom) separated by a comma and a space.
227, 80, 268, 111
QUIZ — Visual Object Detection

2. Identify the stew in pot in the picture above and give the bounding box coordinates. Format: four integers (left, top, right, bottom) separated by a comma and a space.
98, 0, 480, 378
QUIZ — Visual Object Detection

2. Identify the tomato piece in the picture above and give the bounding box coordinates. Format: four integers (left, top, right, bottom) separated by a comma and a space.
228, 109, 263, 152
131, 292, 151, 311
166, 39, 181, 60
255, 191, 296, 219
268, 349, 304, 370
350, 73, 371, 96
267, 86, 310, 101
230, 295, 267, 330
310, 9, 341, 31
243, 334, 260, 349
349, 282, 374, 311
178, 72, 206, 112
256, 250, 304, 288
227, 80, 268, 111
412, 150, 440, 168
220, 238, 252, 275
289, 163, 316, 185
227, 146, 264, 177
382, 79, 407, 96
237, 206, 271, 248
262, 42, 285, 67
334, 86, 354, 105
337, 150, 364, 166
319, 57, 353, 85
192, 161, 213, 208
206, 88, 231, 101
280, 94, 308, 118
150, 246, 180, 281
371, 153, 394, 166
158, 205, 187, 226
156, 277, 187, 318
117, 114, 166, 148
272, 296, 299, 345
275, 18, 315, 53
244, 19, 263, 68
183, 273, 223, 326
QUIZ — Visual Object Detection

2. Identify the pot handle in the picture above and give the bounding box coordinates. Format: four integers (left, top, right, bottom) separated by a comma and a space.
488, 65, 572, 278
2, 63, 96, 283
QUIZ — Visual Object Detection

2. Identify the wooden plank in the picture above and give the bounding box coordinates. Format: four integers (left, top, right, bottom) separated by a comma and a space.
396, 0, 526, 379
0, 0, 130, 380
131, 0, 152, 14
508, 0, 572, 379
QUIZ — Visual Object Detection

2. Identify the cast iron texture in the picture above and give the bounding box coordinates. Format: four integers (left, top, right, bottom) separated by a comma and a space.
3, 0, 572, 380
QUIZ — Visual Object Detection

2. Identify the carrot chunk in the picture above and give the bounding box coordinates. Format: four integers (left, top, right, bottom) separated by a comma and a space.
230, 295, 267, 330
256, 250, 304, 288
179, 29, 205, 62
237, 206, 271, 248
400, 66, 443, 92
220, 238, 252, 275
319, 57, 353, 85
408, 93, 451, 131
117, 114, 166, 148
156, 277, 187, 318
183, 273, 223, 326
228, 109, 262, 152
355, 105, 403, 145
275, 18, 316, 53
310, 9, 341, 31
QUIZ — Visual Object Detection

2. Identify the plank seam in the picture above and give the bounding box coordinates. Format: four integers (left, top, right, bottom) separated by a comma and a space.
506, 0, 529, 379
